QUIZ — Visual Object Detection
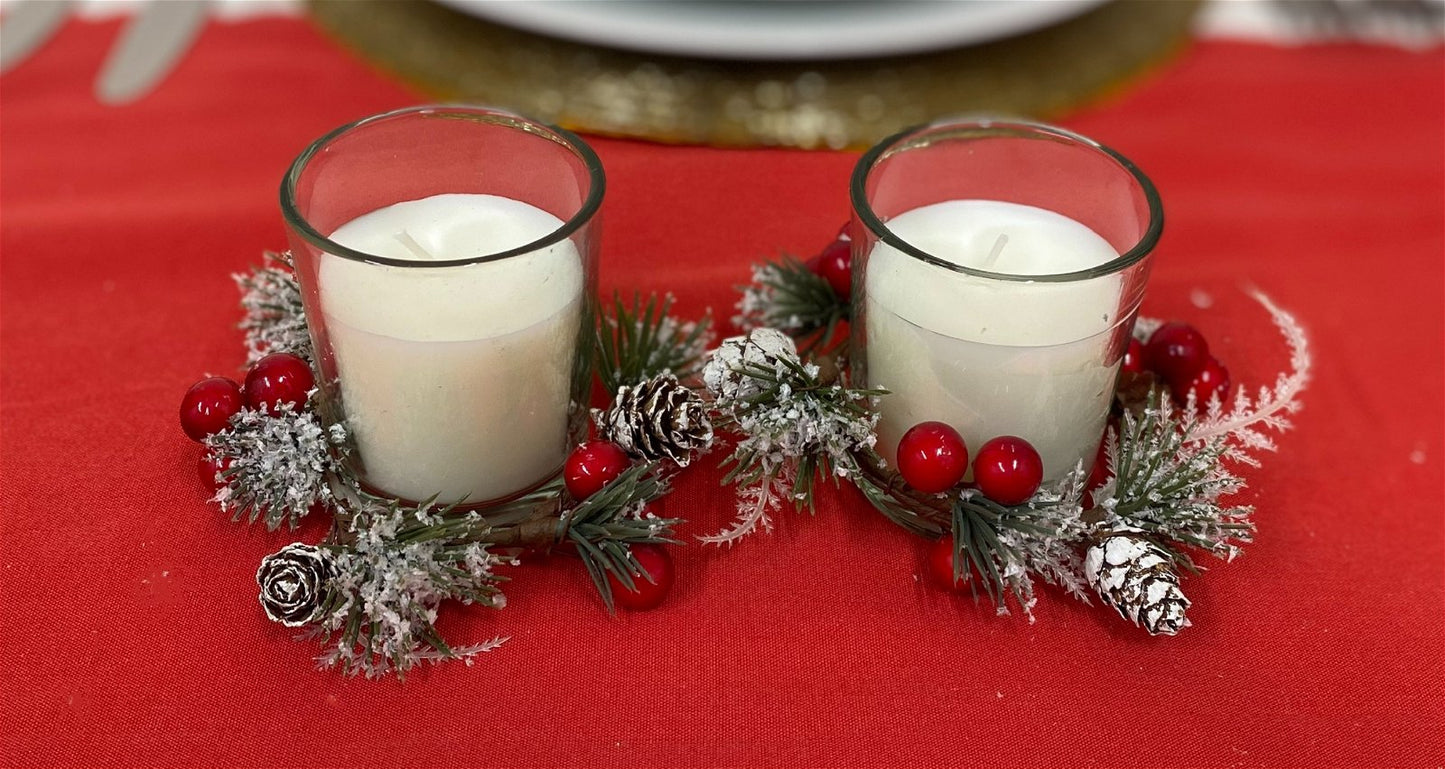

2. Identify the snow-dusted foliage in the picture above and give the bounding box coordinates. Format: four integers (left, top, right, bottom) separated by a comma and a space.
205, 401, 348, 531
235, 251, 312, 365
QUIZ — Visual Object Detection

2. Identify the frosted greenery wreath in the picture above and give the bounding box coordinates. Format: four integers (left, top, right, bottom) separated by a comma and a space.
180, 235, 1308, 678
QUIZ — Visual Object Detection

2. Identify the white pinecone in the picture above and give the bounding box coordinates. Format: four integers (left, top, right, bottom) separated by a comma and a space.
596, 374, 713, 466
1084, 528, 1191, 636
702, 328, 800, 403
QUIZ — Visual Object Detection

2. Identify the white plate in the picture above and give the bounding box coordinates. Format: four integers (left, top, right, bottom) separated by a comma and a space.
436, 0, 1108, 60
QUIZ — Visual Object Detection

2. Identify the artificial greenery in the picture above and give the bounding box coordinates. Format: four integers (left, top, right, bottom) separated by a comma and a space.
595, 292, 711, 395
1096, 389, 1254, 568
726, 254, 1310, 633
561, 463, 681, 612
213, 258, 692, 677
699, 330, 885, 545
734, 256, 850, 355
234, 251, 312, 364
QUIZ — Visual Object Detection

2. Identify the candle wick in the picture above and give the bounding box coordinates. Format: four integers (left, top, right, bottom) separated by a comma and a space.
394, 229, 435, 261
981, 233, 1008, 271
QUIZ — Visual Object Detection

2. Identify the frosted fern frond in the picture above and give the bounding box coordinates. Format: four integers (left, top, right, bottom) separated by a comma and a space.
205, 401, 348, 531
311, 489, 511, 679
698, 461, 791, 546
1190, 289, 1312, 464
235, 251, 312, 365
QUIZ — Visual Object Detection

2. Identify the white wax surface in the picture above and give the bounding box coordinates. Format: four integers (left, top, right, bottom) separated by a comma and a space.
321, 193, 583, 502
864, 200, 1124, 479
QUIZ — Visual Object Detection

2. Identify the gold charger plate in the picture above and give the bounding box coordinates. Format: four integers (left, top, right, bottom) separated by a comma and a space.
309, 0, 1200, 149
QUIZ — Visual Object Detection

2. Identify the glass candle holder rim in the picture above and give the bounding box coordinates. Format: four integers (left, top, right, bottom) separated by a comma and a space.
279, 104, 606, 269
849, 117, 1164, 284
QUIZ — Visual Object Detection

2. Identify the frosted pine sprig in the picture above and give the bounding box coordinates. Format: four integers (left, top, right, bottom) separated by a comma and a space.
734, 256, 849, 355
560, 463, 682, 612
700, 330, 883, 545
1094, 390, 1254, 565
205, 401, 348, 531
309, 489, 510, 679
944, 466, 1093, 619
596, 292, 712, 395
992, 466, 1093, 604
235, 251, 312, 365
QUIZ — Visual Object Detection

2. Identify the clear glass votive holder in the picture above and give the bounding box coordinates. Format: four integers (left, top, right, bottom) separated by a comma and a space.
849, 118, 1163, 481
281, 105, 603, 505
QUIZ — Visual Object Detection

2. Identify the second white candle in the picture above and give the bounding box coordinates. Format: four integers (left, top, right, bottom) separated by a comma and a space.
864, 199, 1125, 480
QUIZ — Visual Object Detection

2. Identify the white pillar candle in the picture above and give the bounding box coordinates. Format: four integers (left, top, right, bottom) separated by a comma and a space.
864, 199, 1123, 480
320, 193, 584, 503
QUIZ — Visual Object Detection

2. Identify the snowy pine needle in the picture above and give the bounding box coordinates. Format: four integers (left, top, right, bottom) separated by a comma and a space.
700, 331, 883, 545
1095, 389, 1253, 566
561, 462, 681, 612
946, 467, 1092, 619
206, 401, 348, 531
235, 251, 312, 365
596, 292, 712, 394
310, 487, 510, 679
734, 256, 849, 355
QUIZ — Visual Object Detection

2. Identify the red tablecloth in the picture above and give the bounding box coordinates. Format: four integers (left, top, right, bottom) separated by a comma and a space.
2, 16, 1441, 769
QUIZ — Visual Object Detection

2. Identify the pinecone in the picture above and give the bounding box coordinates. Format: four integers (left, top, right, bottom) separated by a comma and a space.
596, 374, 713, 467
1084, 529, 1191, 636
702, 328, 800, 403
256, 542, 335, 627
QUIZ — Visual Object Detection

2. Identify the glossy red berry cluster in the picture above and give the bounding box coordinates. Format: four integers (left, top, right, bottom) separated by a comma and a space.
179, 377, 245, 441
927, 535, 968, 592
972, 436, 1044, 506
181, 352, 316, 494
606, 543, 675, 611
179, 352, 315, 443
243, 353, 314, 414
1141, 322, 1232, 406
897, 423, 1044, 507
563, 440, 632, 500
896, 422, 969, 493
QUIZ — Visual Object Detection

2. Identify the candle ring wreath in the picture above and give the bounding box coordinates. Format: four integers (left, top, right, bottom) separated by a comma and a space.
181, 230, 1309, 678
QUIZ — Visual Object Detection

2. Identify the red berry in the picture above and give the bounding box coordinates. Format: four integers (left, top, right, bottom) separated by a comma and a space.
973, 436, 1044, 506
608, 544, 674, 611
180, 377, 243, 441
810, 238, 853, 301
896, 421, 969, 493
244, 353, 314, 413
1144, 322, 1210, 386
564, 441, 631, 500
927, 535, 969, 592
1121, 338, 1145, 375
198, 451, 231, 492
1177, 356, 1232, 407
